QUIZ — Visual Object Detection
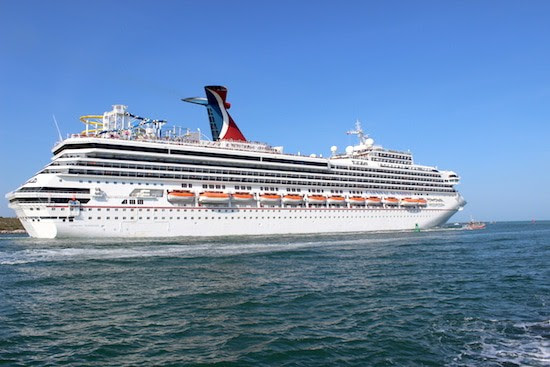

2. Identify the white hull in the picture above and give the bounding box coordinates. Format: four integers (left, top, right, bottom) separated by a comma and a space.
17, 208, 462, 238
15, 205, 459, 239
9, 171, 465, 239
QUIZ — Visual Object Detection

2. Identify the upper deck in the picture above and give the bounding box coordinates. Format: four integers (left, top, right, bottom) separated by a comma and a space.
64, 105, 416, 167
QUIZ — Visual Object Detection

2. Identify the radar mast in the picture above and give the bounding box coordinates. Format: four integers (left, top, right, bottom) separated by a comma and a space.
346, 120, 368, 145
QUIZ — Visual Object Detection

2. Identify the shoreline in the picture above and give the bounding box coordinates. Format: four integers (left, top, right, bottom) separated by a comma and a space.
0, 217, 25, 233
0, 229, 26, 234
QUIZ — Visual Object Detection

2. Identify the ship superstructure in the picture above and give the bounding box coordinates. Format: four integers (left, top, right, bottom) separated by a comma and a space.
6, 86, 465, 238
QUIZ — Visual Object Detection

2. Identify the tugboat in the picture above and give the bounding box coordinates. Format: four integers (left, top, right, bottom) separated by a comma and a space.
464, 217, 486, 230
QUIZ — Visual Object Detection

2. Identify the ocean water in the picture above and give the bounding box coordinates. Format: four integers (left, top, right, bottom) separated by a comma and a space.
0, 222, 548, 366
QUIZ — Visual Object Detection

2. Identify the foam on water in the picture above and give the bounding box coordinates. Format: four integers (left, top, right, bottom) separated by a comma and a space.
0, 227, 465, 265
451, 320, 550, 366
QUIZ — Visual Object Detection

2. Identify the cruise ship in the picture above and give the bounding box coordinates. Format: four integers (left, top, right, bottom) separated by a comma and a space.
6, 85, 465, 238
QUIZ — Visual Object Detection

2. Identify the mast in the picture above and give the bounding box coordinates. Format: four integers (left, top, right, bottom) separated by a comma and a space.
346, 120, 367, 145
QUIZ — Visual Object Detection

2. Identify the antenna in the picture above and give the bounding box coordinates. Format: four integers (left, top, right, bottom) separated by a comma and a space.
346, 119, 374, 147
52, 115, 63, 142
346, 119, 366, 144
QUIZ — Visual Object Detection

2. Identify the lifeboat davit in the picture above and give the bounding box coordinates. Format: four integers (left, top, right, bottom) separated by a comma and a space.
232, 192, 254, 202
282, 194, 303, 205
327, 195, 346, 205
365, 196, 382, 206
307, 195, 327, 205
348, 196, 366, 205
401, 198, 421, 207
259, 193, 281, 204
382, 197, 399, 206
167, 190, 195, 203
199, 191, 230, 204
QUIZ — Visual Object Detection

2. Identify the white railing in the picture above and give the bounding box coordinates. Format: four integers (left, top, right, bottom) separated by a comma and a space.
65, 134, 284, 155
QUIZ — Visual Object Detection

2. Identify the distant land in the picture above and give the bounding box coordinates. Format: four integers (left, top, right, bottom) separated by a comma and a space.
0, 217, 25, 233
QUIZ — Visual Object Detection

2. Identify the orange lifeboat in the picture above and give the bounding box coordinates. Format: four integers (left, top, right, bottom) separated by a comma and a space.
348, 196, 366, 205
307, 195, 327, 205
417, 198, 427, 206
382, 197, 399, 206
365, 196, 382, 206
327, 195, 346, 205
282, 194, 304, 205
199, 191, 230, 204
232, 192, 254, 202
167, 190, 195, 203
259, 193, 281, 204
401, 198, 421, 207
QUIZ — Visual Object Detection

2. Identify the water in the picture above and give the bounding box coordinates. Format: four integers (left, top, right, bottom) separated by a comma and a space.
1, 222, 549, 366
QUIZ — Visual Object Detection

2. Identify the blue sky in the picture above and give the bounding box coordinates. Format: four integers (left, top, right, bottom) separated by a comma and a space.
1, 0, 549, 221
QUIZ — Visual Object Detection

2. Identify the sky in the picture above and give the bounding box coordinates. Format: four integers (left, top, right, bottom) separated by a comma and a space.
0, 0, 549, 221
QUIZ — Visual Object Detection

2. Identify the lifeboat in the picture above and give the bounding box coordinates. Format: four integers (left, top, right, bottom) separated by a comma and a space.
259, 193, 281, 204
365, 196, 382, 206
327, 195, 346, 205
417, 198, 427, 207
282, 194, 303, 205
167, 190, 195, 203
198, 191, 230, 204
348, 196, 366, 205
401, 198, 421, 207
232, 192, 254, 202
307, 195, 327, 205
382, 197, 399, 206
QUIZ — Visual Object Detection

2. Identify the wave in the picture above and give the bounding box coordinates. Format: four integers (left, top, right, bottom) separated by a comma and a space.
450, 319, 550, 367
